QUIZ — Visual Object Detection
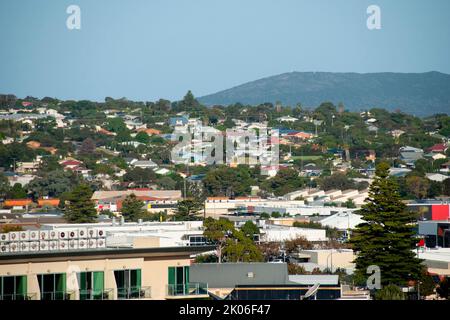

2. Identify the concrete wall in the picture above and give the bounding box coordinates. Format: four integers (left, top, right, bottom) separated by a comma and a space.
261, 228, 327, 242
299, 249, 355, 271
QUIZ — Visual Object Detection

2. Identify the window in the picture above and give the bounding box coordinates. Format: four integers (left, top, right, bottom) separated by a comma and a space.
188, 235, 206, 246
168, 266, 189, 295
0, 275, 27, 300
114, 269, 141, 299
78, 271, 104, 300
37, 273, 66, 300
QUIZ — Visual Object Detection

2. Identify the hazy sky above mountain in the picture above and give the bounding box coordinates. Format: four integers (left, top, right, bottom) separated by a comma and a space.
1, 0, 449, 102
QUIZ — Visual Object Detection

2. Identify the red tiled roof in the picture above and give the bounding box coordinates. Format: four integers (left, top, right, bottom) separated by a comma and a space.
429, 144, 447, 152
61, 160, 82, 166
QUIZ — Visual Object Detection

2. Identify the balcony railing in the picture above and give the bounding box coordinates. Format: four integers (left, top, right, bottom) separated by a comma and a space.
79, 288, 115, 300
117, 286, 151, 300
0, 293, 37, 301
40, 290, 76, 300
166, 283, 208, 297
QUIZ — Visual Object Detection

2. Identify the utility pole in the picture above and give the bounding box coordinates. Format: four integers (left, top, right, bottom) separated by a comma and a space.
184, 162, 189, 199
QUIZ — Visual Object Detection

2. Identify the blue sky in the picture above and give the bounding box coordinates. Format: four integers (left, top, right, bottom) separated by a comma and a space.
1, 0, 449, 101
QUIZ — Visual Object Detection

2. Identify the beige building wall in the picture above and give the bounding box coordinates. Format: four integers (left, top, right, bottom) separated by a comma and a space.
299, 249, 355, 270
266, 218, 295, 227
0, 256, 190, 300
142, 257, 190, 299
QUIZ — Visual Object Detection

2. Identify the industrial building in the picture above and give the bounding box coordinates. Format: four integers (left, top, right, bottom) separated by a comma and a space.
418, 220, 450, 248
204, 196, 357, 217
190, 263, 365, 300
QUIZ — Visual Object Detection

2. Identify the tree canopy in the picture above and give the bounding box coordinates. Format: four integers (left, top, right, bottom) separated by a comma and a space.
350, 162, 422, 287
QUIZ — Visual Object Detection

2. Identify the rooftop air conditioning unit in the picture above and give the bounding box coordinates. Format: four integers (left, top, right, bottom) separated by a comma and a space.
97, 238, 106, 248
0, 233, 9, 242
0, 244, 9, 253
78, 239, 87, 249
87, 239, 97, 249
48, 240, 58, 251
68, 230, 78, 239
78, 228, 88, 239
39, 241, 49, 251
87, 229, 98, 238
20, 242, 29, 252
58, 230, 68, 240
49, 230, 58, 240
9, 232, 20, 242
39, 230, 50, 241
58, 240, 69, 250
29, 241, 39, 252
19, 231, 29, 241
29, 230, 39, 241
68, 239, 78, 250
10, 243, 19, 252
97, 229, 105, 238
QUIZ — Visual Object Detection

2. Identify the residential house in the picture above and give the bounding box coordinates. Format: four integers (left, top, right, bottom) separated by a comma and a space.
426, 173, 449, 183
399, 146, 424, 167
169, 117, 188, 127
302, 163, 322, 177
428, 143, 448, 154
37, 198, 60, 207
137, 128, 161, 135
3, 199, 33, 210
91, 190, 182, 214
130, 159, 158, 169
16, 160, 41, 174
276, 116, 298, 123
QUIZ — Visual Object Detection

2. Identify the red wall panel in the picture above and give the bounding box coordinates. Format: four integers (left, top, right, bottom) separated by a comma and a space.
431, 205, 450, 220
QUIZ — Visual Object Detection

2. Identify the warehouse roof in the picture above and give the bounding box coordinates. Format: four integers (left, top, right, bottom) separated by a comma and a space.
289, 275, 339, 285
190, 263, 290, 288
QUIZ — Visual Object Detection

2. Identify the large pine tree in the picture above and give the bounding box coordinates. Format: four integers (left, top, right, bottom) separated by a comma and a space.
350, 162, 422, 286
64, 184, 97, 223
121, 193, 145, 222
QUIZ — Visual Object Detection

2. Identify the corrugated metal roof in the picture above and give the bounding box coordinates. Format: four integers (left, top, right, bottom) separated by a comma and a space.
190, 263, 289, 288
289, 275, 339, 285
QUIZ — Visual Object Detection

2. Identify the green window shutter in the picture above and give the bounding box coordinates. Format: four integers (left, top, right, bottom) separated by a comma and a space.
184, 266, 190, 295
17, 276, 27, 298
135, 269, 141, 289
57, 273, 66, 293
79, 272, 87, 291
184, 266, 189, 284
93, 272, 104, 294
168, 267, 175, 285
168, 267, 176, 295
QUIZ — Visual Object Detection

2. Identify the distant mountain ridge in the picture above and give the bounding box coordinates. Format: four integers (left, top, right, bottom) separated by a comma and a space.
198, 71, 450, 116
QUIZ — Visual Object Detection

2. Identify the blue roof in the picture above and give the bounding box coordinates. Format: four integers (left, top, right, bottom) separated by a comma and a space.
276, 128, 299, 135
188, 174, 206, 181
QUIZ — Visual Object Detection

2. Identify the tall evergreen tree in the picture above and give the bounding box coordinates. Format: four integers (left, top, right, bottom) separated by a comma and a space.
121, 193, 145, 222
173, 199, 203, 221
350, 162, 422, 286
64, 184, 97, 223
